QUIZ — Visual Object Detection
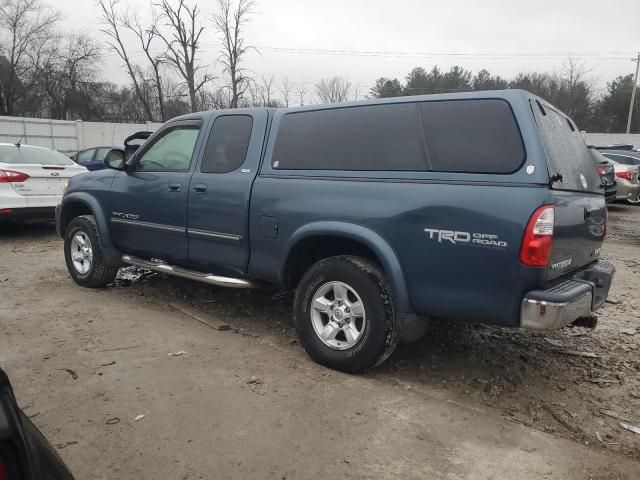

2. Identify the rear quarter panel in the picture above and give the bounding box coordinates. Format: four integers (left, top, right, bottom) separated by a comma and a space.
250, 91, 553, 326
250, 178, 550, 325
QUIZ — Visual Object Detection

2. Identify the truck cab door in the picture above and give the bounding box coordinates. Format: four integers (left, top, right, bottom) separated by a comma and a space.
187, 111, 268, 276
108, 119, 203, 264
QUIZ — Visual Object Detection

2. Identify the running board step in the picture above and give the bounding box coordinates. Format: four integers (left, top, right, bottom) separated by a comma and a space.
121, 255, 255, 289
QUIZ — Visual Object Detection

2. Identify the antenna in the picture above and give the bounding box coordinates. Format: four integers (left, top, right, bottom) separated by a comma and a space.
15, 135, 24, 147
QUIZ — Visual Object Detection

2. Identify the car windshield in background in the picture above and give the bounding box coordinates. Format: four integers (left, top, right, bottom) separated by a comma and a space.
602, 153, 640, 166
14, 146, 74, 165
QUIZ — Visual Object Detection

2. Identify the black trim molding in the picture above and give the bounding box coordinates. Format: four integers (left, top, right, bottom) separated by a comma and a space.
110, 217, 185, 234
187, 228, 242, 243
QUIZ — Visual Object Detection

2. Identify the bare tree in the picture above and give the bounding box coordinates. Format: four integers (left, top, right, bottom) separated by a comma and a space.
198, 84, 229, 111
98, 0, 154, 121
154, 0, 210, 113
123, 8, 167, 121
315, 76, 353, 104
560, 56, 594, 127
562, 56, 593, 89
296, 84, 307, 106
0, 0, 59, 115
212, 0, 255, 108
246, 78, 260, 106
259, 74, 275, 106
38, 33, 102, 119
280, 76, 294, 107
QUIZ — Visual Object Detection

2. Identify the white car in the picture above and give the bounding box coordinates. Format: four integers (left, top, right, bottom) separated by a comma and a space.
0, 143, 87, 222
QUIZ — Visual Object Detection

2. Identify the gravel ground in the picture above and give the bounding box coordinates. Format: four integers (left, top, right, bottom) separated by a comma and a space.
0, 204, 639, 479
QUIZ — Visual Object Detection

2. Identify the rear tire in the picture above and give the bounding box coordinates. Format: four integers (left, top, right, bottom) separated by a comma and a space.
64, 215, 118, 288
293, 256, 398, 373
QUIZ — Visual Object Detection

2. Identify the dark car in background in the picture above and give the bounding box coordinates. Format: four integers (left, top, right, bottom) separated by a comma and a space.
594, 144, 637, 152
588, 147, 617, 204
73, 133, 154, 171
72, 146, 118, 171
0, 368, 73, 479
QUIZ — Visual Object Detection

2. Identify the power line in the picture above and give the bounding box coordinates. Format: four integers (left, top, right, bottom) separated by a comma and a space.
252, 46, 635, 61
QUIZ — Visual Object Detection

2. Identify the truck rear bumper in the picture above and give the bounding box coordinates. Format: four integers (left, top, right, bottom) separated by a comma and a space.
520, 260, 615, 330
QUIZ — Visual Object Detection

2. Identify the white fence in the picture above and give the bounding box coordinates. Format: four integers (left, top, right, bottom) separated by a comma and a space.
1, 115, 639, 154
0, 116, 163, 153
583, 133, 640, 147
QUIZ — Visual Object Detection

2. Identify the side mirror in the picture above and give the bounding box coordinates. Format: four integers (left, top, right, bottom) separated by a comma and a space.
104, 149, 126, 171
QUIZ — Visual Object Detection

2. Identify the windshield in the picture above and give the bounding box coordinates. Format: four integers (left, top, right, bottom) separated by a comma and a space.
0, 145, 75, 166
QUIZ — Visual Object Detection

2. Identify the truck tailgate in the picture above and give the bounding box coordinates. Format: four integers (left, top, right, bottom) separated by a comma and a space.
546, 191, 605, 281
530, 99, 606, 281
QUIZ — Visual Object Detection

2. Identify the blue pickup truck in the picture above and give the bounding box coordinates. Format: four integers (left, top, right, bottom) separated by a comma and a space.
56, 90, 615, 372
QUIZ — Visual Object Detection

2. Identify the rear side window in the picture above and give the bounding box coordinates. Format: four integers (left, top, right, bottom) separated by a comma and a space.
272, 99, 524, 173
420, 100, 525, 173
531, 101, 600, 193
201, 115, 253, 174
272, 103, 426, 171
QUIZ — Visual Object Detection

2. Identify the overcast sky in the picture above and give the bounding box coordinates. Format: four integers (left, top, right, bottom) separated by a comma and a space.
58, 0, 640, 99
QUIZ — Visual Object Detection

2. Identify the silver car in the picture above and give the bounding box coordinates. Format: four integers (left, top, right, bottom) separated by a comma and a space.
600, 151, 640, 204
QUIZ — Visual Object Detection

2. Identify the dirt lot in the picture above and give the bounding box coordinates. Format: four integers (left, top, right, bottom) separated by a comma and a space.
1, 205, 639, 479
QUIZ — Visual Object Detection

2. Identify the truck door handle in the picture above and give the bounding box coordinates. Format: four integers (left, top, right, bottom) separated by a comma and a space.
193, 184, 208, 193
168, 183, 182, 192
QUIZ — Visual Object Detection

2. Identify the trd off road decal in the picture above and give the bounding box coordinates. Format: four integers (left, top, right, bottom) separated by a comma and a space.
424, 228, 508, 249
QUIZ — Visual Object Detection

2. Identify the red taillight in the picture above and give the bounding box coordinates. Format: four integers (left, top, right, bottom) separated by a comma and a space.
597, 167, 605, 175
520, 205, 555, 267
615, 171, 633, 181
0, 169, 30, 183
0, 457, 6, 480
0, 209, 14, 215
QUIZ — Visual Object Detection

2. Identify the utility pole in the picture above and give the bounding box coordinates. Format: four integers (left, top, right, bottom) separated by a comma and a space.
626, 52, 640, 134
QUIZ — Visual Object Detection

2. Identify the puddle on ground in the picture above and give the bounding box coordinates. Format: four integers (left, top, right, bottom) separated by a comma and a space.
113, 266, 158, 286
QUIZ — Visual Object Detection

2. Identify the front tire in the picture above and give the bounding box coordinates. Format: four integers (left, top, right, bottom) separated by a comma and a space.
293, 256, 398, 373
64, 215, 119, 288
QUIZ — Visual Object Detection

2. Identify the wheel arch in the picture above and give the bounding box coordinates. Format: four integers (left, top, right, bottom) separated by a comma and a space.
281, 221, 412, 314
59, 193, 113, 249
